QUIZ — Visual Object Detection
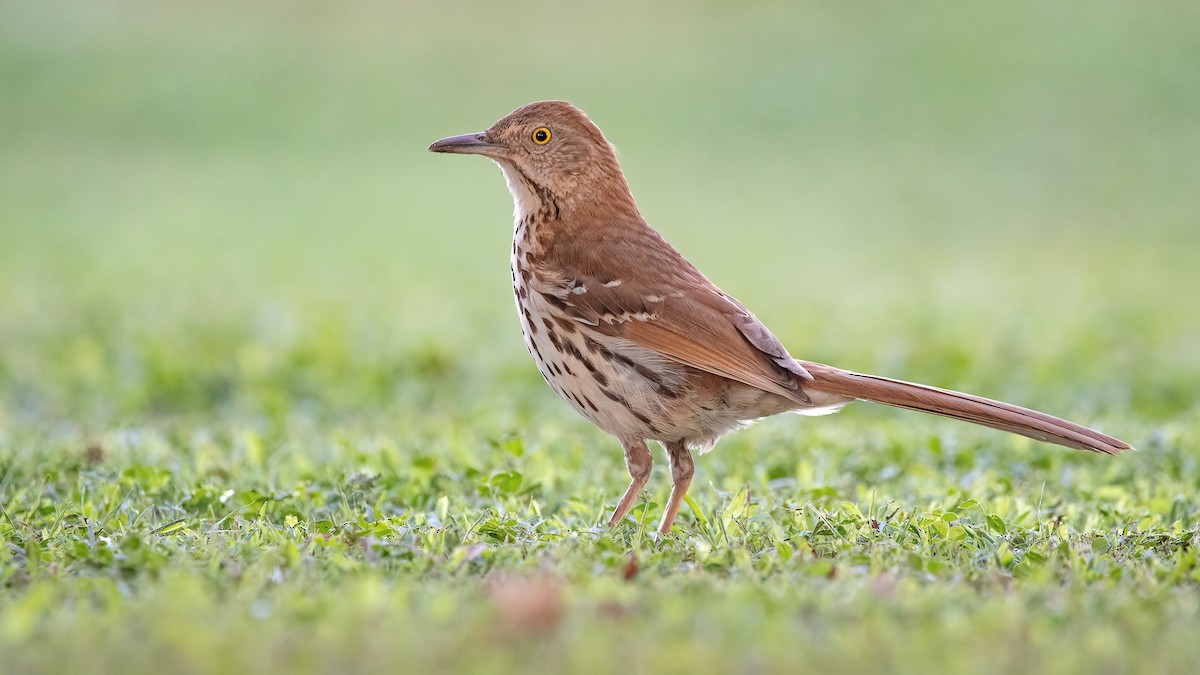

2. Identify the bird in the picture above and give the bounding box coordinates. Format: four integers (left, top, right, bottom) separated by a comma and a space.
428, 100, 1132, 536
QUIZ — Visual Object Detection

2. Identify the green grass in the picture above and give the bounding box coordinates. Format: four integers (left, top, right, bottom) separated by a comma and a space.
2, 1, 1199, 673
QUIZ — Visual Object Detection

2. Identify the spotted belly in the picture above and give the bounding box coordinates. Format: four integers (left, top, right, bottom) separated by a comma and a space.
514, 285, 656, 436
511, 281, 798, 450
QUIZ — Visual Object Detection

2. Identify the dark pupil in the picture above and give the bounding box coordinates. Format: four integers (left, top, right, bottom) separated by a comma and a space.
535, 130, 547, 142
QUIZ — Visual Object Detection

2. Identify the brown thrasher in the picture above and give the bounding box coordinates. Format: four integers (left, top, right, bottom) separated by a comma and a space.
429, 100, 1131, 535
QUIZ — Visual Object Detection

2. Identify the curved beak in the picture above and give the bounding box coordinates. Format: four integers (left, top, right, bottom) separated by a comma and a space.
428, 132, 500, 156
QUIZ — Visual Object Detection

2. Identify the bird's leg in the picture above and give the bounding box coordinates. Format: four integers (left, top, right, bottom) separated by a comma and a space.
608, 437, 653, 527
657, 441, 695, 535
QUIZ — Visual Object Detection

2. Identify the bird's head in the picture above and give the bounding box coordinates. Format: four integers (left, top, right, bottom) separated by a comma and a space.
429, 100, 633, 218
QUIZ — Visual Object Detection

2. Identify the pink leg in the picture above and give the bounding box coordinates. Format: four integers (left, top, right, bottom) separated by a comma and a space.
608, 437, 653, 527
657, 441, 694, 535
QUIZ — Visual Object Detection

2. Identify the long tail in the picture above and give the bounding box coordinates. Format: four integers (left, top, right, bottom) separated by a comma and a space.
799, 361, 1132, 455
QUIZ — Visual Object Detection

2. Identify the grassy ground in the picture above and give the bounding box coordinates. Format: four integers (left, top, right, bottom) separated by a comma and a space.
2, 2, 1199, 673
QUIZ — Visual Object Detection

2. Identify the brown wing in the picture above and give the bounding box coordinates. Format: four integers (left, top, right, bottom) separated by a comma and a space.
542, 275, 813, 405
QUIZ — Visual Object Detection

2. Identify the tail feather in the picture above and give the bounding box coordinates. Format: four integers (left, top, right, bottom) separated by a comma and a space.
799, 362, 1132, 456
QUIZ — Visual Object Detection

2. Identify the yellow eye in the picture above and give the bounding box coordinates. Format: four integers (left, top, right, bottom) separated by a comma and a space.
531, 127, 551, 145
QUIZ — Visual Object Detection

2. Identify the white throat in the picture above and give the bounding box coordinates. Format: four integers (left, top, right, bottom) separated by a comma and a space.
494, 160, 540, 221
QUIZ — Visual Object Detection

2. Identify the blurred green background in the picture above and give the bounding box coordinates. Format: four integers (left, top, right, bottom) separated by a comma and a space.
3, 0, 1198, 427
2, 2, 1199, 673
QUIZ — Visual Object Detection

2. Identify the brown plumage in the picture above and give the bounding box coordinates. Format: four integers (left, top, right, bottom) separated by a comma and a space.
429, 100, 1132, 535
